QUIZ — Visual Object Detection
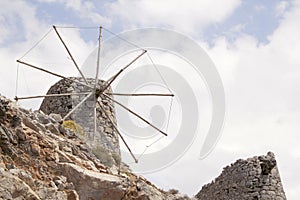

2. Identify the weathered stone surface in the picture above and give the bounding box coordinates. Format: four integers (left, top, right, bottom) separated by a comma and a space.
59, 162, 125, 200
195, 152, 287, 200
0, 97, 8, 123
0, 168, 40, 200
49, 113, 62, 123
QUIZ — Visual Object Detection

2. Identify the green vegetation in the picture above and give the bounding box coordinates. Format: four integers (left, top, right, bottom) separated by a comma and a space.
112, 152, 121, 166
92, 145, 114, 167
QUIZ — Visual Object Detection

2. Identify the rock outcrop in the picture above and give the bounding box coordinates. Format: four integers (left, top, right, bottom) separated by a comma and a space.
0, 95, 189, 200
195, 152, 287, 200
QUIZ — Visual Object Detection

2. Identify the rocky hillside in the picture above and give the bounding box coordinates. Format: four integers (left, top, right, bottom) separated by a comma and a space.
0, 94, 287, 200
0, 95, 190, 200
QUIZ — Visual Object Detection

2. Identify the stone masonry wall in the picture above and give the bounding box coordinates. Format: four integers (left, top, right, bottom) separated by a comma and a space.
196, 152, 286, 200
39, 77, 120, 167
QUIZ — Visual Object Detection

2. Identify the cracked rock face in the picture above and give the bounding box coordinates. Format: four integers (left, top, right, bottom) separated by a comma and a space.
0, 95, 190, 200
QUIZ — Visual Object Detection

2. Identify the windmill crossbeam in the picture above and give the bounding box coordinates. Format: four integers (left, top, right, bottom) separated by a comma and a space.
103, 93, 168, 136
16, 60, 93, 89
53, 25, 88, 85
105, 92, 174, 97
101, 50, 147, 94
15, 92, 91, 101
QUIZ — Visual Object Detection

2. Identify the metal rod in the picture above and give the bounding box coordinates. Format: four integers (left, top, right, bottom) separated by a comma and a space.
16, 60, 93, 89
101, 50, 147, 93
94, 26, 102, 88
97, 101, 138, 163
15, 92, 91, 101
53, 25, 88, 85
62, 92, 94, 121
103, 93, 167, 136
105, 92, 174, 97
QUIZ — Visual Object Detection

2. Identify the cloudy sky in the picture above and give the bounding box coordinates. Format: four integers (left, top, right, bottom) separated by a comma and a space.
1, 0, 300, 199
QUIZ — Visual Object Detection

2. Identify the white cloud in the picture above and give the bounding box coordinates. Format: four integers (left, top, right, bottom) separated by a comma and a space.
63, 0, 111, 26
196, 1, 300, 199
0, 1, 96, 107
0, 1, 45, 44
0, 1, 48, 99
0, 16, 10, 44
37, 0, 112, 26
275, 1, 290, 17
254, 4, 266, 11
138, 1, 300, 199
107, 0, 241, 34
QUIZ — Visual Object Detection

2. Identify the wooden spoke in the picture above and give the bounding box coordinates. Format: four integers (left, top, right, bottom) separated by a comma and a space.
94, 26, 102, 88
97, 101, 138, 163
53, 25, 88, 85
15, 92, 91, 101
62, 92, 94, 121
101, 50, 147, 93
103, 93, 167, 136
16, 60, 93, 89
105, 92, 174, 97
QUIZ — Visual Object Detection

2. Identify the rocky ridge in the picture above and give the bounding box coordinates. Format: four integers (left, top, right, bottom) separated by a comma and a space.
0, 95, 190, 200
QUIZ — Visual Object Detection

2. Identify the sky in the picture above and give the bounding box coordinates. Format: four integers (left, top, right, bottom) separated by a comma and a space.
1, 0, 300, 199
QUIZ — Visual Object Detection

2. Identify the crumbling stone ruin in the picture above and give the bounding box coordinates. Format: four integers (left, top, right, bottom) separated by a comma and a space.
39, 78, 120, 167
196, 152, 286, 200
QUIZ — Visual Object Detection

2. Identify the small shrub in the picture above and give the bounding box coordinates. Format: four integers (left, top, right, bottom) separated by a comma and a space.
92, 145, 114, 167
168, 189, 179, 194
62, 120, 86, 137
112, 152, 121, 166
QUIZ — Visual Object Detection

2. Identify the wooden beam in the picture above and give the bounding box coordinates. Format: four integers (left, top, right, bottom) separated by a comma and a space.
53, 25, 88, 85
105, 92, 174, 97
16, 60, 92, 89
103, 93, 167, 136
94, 26, 102, 88
15, 92, 91, 101
62, 92, 94, 121
101, 50, 147, 93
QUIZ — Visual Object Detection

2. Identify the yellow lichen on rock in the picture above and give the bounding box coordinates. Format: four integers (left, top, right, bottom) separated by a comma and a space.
62, 120, 86, 138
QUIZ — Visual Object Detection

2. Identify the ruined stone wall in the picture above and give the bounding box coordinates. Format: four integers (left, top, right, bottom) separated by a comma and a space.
196, 152, 286, 200
39, 77, 120, 167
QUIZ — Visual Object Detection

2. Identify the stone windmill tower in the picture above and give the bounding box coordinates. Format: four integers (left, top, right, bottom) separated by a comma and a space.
39, 77, 121, 167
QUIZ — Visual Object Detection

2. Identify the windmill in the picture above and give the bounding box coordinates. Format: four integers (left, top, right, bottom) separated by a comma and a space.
14, 25, 174, 164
